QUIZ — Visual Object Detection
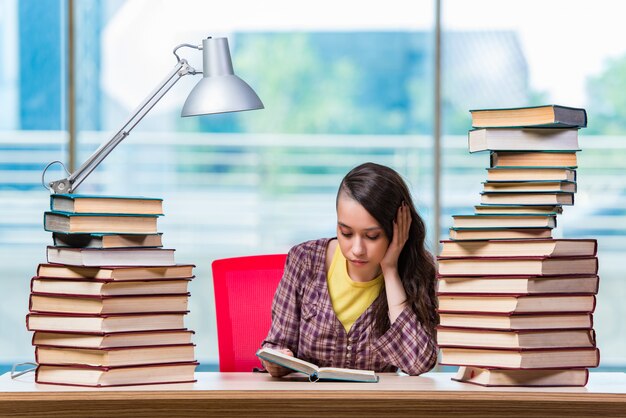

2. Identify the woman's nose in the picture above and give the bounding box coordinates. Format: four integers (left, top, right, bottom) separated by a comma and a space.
352, 238, 365, 256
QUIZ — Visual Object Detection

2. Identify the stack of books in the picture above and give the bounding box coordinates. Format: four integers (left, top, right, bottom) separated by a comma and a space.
437, 105, 600, 387
26, 194, 198, 387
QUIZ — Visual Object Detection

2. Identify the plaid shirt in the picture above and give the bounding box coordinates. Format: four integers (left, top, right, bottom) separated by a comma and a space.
262, 238, 437, 375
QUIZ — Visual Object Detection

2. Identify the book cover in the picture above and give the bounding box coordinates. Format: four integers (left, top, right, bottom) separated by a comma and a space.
30, 277, 192, 296
29, 292, 191, 315
32, 329, 194, 349
35, 343, 196, 367
437, 294, 597, 314
468, 128, 580, 153
437, 255, 598, 276
440, 346, 600, 369
490, 151, 578, 169
35, 362, 198, 387
44, 211, 160, 234
480, 191, 575, 206
26, 312, 189, 333
482, 180, 577, 193
439, 239, 598, 258
451, 214, 557, 229
438, 312, 594, 331
437, 274, 599, 295
50, 194, 164, 215
469, 105, 587, 128
36, 263, 195, 281
474, 205, 563, 215
436, 326, 596, 349
486, 168, 576, 182
46, 246, 176, 267
453, 367, 589, 387
52, 232, 164, 249
449, 227, 553, 241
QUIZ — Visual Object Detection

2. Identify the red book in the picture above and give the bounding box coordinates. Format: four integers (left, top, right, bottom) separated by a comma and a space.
35, 361, 198, 387
437, 274, 599, 295
440, 347, 600, 369
36, 263, 195, 281
453, 367, 590, 387
29, 292, 190, 315
30, 277, 192, 296
436, 326, 595, 349
35, 343, 196, 367
437, 294, 596, 314
439, 239, 597, 258
32, 329, 194, 349
438, 312, 593, 331
26, 312, 188, 333
437, 255, 598, 276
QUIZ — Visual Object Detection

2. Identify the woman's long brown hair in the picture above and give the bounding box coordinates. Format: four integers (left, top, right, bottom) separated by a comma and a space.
338, 162, 439, 337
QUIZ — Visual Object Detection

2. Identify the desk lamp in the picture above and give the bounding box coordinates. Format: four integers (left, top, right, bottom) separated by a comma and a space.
44, 37, 263, 194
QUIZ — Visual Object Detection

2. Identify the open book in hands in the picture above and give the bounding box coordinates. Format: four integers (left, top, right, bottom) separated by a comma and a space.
256, 347, 379, 383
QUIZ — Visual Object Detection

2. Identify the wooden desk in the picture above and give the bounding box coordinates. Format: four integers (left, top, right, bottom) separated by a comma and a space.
1, 372, 625, 417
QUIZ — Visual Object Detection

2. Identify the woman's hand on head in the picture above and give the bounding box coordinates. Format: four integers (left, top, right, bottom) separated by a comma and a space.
380, 202, 412, 274
262, 348, 294, 377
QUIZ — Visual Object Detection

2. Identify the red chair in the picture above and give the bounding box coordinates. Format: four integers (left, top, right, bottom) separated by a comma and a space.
212, 254, 287, 372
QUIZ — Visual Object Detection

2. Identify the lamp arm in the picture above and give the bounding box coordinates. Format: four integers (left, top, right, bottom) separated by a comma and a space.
47, 56, 198, 194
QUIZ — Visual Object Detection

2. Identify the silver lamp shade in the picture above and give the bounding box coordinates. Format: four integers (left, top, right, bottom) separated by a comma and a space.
181, 37, 264, 116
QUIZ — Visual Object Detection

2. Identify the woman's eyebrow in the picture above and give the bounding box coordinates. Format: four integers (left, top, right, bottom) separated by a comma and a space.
337, 222, 381, 231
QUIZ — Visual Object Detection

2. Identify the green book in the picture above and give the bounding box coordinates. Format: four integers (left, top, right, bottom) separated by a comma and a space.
474, 205, 563, 215
452, 214, 556, 229
480, 192, 574, 206
44, 211, 159, 234
50, 194, 164, 215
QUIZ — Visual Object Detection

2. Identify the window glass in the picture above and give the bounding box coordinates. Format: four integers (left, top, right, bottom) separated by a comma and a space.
442, 0, 626, 369
0, 0, 67, 365
70, 0, 435, 367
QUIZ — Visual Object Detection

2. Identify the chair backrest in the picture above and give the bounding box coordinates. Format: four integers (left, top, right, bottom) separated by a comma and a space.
212, 254, 287, 372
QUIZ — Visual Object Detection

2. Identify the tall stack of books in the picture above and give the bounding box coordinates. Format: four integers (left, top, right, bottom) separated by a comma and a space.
26, 195, 198, 387
437, 105, 600, 387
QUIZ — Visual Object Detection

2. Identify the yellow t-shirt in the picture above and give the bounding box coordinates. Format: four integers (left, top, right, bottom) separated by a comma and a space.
327, 244, 384, 332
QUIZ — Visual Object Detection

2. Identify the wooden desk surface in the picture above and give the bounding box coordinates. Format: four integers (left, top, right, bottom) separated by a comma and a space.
2, 371, 626, 417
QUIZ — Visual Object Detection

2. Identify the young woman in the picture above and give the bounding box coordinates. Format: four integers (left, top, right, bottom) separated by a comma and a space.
261, 162, 438, 376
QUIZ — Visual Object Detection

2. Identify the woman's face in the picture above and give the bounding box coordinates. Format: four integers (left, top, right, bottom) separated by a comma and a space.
336, 193, 390, 282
